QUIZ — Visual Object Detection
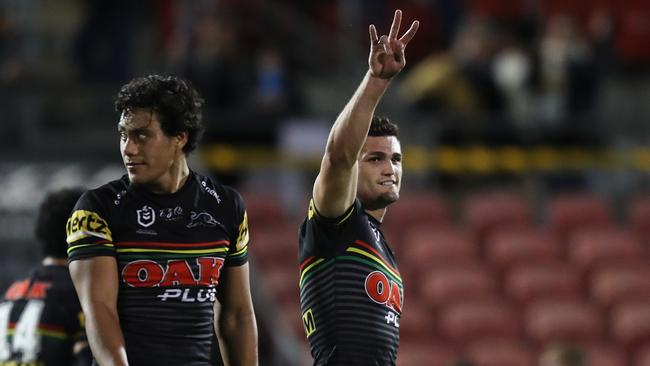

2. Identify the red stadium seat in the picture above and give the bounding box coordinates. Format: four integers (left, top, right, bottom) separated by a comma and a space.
421, 264, 499, 307
397, 342, 458, 366
590, 264, 650, 308
438, 300, 521, 342
504, 263, 582, 304
525, 299, 605, 343
241, 192, 287, 228
547, 193, 612, 237
582, 343, 628, 366
464, 339, 535, 366
611, 301, 650, 348
382, 192, 450, 243
402, 227, 478, 269
635, 344, 650, 366
630, 195, 650, 241
485, 228, 562, 270
249, 226, 297, 268
261, 265, 299, 305
568, 228, 646, 271
462, 190, 532, 240
398, 301, 435, 341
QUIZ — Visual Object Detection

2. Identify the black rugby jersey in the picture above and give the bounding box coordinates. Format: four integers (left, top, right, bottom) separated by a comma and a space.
299, 198, 403, 366
66, 171, 249, 366
0, 265, 86, 366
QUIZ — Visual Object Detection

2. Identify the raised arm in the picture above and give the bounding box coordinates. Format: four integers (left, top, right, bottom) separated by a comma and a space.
313, 9, 419, 218
69, 257, 129, 366
214, 263, 258, 366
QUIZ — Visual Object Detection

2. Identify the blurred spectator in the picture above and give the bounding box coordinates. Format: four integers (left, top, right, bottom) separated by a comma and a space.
0, 0, 38, 84
72, 0, 141, 83
539, 343, 586, 366
531, 14, 598, 126
399, 17, 504, 116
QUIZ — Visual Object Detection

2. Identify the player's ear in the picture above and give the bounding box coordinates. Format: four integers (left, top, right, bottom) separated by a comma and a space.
175, 132, 188, 151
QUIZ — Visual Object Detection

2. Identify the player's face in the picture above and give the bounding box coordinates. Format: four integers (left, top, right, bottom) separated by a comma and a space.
357, 136, 402, 210
118, 109, 184, 188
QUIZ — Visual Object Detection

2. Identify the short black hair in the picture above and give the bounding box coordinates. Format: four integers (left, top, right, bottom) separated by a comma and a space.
35, 188, 85, 259
114, 75, 205, 154
368, 115, 399, 137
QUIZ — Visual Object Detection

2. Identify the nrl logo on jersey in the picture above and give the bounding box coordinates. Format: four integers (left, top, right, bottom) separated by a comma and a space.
137, 205, 156, 227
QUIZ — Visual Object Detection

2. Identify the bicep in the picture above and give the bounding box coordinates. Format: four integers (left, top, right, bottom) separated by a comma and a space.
215, 264, 254, 316
69, 257, 119, 308
313, 157, 358, 218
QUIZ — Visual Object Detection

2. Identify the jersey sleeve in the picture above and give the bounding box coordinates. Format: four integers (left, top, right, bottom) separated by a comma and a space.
224, 188, 249, 266
299, 198, 361, 258
66, 190, 116, 261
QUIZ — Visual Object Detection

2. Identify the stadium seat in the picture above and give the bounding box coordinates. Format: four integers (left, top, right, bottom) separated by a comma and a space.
402, 227, 478, 269
261, 265, 300, 305
525, 299, 605, 343
590, 264, 650, 308
568, 228, 646, 271
485, 227, 562, 270
504, 262, 582, 304
547, 193, 612, 237
421, 264, 499, 308
397, 342, 458, 366
438, 300, 521, 342
241, 192, 287, 228
611, 301, 650, 348
464, 339, 535, 366
249, 226, 298, 268
398, 301, 435, 341
635, 344, 650, 366
582, 344, 628, 366
630, 195, 650, 241
462, 190, 532, 240
382, 192, 450, 243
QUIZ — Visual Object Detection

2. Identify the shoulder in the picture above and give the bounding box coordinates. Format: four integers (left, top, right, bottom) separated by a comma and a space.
308, 197, 362, 226
77, 176, 129, 207
193, 172, 244, 207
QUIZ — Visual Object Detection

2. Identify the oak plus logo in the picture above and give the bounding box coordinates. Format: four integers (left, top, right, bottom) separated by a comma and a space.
364, 271, 403, 328
137, 205, 156, 227
121, 257, 225, 302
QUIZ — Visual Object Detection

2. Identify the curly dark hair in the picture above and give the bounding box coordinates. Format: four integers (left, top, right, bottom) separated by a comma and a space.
368, 115, 399, 137
35, 188, 85, 259
114, 75, 205, 154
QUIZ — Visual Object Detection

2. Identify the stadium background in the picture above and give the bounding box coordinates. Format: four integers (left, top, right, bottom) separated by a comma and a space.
1, 0, 649, 364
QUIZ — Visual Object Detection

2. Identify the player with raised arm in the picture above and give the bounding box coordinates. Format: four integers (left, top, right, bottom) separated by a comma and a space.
299, 9, 419, 366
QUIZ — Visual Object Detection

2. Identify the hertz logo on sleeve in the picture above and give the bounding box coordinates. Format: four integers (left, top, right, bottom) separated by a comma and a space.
66, 210, 112, 243
235, 212, 249, 250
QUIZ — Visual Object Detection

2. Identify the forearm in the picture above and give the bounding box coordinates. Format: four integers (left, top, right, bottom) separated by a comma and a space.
216, 309, 258, 366
325, 71, 391, 164
85, 302, 129, 366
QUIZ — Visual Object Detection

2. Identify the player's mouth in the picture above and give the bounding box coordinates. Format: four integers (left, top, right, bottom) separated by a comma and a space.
379, 179, 397, 186
125, 162, 145, 170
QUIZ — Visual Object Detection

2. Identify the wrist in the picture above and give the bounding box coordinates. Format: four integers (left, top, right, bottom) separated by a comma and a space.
364, 71, 391, 96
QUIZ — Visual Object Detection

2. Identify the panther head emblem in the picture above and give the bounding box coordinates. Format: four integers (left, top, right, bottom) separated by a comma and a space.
187, 211, 218, 228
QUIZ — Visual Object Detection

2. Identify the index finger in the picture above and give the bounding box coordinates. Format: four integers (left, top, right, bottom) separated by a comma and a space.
399, 20, 419, 45
388, 9, 402, 39
369, 24, 379, 44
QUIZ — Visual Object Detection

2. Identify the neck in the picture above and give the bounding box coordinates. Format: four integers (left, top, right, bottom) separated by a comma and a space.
42, 257, 68, 266
148, 157, 190, 194
365, 207, 387, 222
